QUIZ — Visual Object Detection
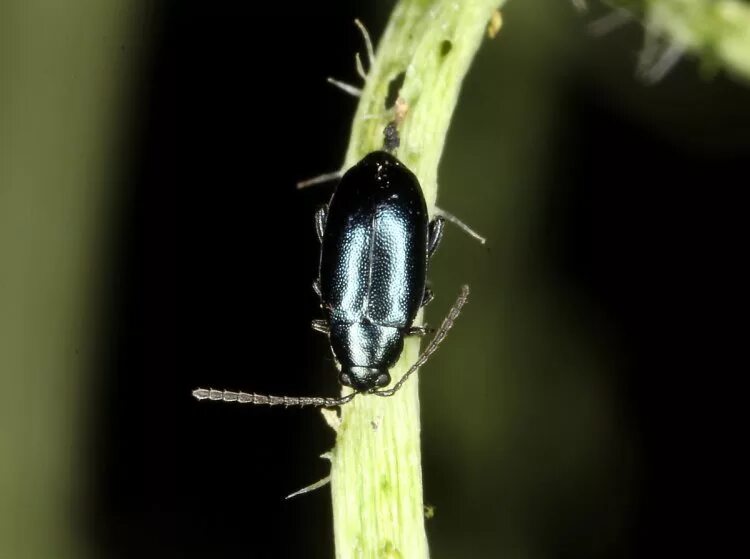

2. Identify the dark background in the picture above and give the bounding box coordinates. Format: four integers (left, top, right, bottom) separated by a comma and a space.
85, 1, 746, 558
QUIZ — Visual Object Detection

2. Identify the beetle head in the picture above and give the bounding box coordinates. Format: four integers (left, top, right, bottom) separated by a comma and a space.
340, 367, 391, 392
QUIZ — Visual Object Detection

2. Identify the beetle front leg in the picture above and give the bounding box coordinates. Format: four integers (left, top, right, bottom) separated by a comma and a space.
427, 216, 445, 259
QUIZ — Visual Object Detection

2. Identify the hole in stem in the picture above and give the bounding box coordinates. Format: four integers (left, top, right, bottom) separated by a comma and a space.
384, 71, 406, 109
440, 40, 452, 58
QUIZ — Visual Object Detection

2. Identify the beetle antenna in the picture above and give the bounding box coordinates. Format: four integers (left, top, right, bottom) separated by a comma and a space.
192, 388, 356, 408
373, 284, 470, 398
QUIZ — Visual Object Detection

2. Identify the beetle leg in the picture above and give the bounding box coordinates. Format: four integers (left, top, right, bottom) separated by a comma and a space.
407, 325, 435, 337
434, 206, 487, 245
421, 287, 434, 307
311, 319, 330, 335
312, 280, 322, 298
315, 205, 328, 242
427, 216, 445, 259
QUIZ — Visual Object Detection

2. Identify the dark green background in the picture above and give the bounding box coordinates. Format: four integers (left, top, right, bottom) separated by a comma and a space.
2, 1, 744, 557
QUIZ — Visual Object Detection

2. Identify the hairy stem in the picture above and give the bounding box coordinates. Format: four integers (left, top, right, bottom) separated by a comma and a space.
329, 1, 505, 558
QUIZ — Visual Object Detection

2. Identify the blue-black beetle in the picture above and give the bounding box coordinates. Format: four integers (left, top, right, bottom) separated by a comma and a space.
193, 128, 470, 408
312, 150, 445, 392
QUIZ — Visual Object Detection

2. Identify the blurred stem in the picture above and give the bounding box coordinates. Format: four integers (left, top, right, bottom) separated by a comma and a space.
0, 2, 143, 557
604, 0, 750, 82
329, 1, 504, 557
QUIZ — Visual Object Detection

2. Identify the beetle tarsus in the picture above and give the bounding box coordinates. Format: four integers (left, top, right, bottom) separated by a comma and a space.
407, 325, 434, 337
314, 206, 327, 242
311, 319, 330, 335
312, 280, 322, 298
427, 217, 445, 258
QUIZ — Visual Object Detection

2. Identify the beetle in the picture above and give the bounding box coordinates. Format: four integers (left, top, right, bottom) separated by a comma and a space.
310, 148, 444, 392
192, 125, 470, 408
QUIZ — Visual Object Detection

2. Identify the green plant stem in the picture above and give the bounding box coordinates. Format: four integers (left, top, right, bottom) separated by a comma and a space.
328, 2, 504, 557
